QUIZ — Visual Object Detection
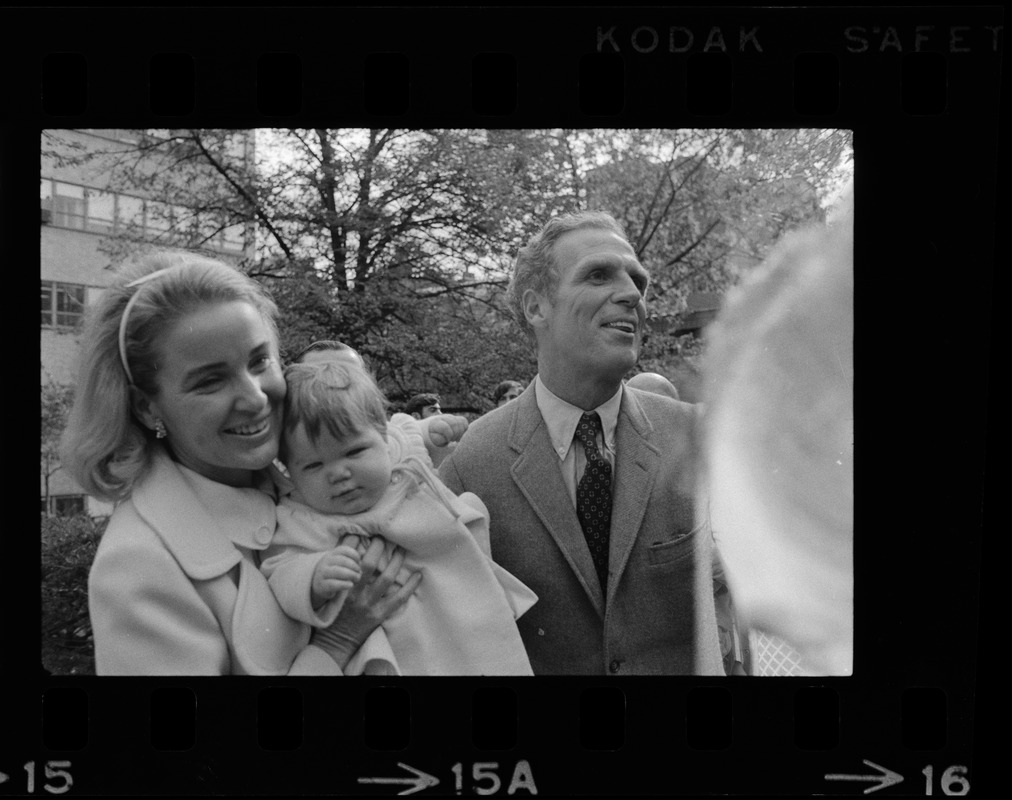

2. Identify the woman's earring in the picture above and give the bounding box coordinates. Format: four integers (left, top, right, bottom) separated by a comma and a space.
154, 419, 168, 439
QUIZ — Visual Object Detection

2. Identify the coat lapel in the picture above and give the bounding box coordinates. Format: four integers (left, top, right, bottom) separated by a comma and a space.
606, 389, 660, 607
508, 388, 606, 616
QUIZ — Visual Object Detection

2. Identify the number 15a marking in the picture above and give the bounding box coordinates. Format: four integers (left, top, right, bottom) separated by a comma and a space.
450, 762, 537, 795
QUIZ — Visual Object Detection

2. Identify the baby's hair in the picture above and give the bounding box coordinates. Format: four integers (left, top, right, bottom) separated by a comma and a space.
280, 360, 389, 463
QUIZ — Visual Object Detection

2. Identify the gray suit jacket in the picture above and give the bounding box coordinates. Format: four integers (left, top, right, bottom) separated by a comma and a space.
439, 382, 724, 675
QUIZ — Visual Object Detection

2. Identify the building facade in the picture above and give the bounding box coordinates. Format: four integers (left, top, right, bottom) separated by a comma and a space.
41, 128, 254, 516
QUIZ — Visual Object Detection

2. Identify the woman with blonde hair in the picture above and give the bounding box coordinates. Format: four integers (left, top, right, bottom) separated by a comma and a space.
62, 251, 420, 675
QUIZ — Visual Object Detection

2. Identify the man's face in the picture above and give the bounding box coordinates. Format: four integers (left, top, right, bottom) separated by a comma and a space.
497, 385, 522, 406
411, 401, 441, 419
529, 227, 649, 387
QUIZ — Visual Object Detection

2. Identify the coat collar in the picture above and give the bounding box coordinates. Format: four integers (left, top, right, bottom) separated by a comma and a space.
507, 383, 661, 616
130, 446, 279, 581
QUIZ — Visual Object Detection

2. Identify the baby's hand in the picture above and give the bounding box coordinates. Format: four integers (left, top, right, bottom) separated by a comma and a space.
425, 414, 468, 448
311, 545, 363, 607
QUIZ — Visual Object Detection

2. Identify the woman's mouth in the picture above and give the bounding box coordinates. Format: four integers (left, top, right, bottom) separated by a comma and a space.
225, 418, 270, 436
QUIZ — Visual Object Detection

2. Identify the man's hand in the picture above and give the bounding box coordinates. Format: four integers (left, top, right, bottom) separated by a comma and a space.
311, 544, 363, 608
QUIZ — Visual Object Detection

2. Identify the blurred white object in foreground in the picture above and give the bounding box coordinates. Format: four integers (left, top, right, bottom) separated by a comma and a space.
699, 191, 853, 675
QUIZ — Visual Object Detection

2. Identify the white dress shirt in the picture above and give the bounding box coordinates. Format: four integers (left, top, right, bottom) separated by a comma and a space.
533, 374, 622, 509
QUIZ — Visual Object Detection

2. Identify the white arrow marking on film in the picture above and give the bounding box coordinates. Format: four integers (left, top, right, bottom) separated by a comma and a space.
358, 762, 439, 796
825, 759, 904, 794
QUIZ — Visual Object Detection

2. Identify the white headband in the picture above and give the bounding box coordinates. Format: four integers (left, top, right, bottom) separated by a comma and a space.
117, 267, 178, 385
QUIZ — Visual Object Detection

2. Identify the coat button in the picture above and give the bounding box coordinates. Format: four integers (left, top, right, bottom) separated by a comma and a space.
254, 525, 273, 546
609, 659, 621, 674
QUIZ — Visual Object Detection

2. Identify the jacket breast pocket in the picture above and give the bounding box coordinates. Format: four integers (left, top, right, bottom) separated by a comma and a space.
646, 524, 703, 568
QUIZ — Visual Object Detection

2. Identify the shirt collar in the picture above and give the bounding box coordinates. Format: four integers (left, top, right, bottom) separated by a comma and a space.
534, 374, 622, 460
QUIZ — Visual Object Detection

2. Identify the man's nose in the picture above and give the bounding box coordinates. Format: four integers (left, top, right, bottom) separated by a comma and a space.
614, 271, 646, 307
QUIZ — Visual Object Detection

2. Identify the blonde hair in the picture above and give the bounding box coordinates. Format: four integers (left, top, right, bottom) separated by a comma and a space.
60, 252, 279, 502
280, 360, 389, 464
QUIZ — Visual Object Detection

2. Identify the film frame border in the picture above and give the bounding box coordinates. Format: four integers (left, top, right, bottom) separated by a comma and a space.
6, 4, 997, 796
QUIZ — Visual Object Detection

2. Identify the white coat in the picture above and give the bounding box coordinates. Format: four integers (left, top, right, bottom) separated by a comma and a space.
88, 446, 341, 675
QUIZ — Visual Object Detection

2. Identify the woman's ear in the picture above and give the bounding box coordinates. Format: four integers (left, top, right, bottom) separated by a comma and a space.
129, 385, 160, 433
522, 288, 550, 329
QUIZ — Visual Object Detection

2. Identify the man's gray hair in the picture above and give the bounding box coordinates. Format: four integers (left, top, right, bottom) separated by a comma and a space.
505, 210, 629, 342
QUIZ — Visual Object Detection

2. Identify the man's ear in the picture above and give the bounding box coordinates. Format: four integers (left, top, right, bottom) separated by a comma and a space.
522, 288, 550, 329
129, 385, 160, 433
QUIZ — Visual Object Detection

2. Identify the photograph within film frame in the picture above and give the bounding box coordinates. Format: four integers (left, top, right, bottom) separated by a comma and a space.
7, 3, 996, 796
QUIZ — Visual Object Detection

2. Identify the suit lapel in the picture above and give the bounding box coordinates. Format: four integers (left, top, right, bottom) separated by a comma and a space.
607, 389, 660, 607
508, 389, 606, 617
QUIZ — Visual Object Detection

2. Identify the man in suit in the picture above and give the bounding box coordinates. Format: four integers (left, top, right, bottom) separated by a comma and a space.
439, 211, 724, 675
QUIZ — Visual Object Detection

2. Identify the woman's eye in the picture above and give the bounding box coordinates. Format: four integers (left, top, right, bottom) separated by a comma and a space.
303, 462, 322, 472
251, 355, 273, 372
194, 376, 223, 390
347, 448, 365, 457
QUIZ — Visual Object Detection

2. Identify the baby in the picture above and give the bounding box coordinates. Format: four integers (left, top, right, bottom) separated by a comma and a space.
261, 359, 536, 676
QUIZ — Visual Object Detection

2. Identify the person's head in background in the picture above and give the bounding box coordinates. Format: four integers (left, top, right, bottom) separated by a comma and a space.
493, 380, 524, 407
405, 393, 441, 420
292, 339, 366, 370
626, 371, 680, 401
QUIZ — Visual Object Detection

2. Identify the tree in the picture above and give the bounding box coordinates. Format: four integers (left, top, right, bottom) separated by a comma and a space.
41, 375, 74, 516
50, 127, 851, 408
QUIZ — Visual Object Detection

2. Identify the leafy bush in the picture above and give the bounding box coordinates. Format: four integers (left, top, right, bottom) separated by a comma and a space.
41, 513, 106, 675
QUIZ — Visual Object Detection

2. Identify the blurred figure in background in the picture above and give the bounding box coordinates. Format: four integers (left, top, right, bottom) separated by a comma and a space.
698, 189, 853, 676
405, 393, 442, 420
493, 380, 525, 408
293, 339, 367, 370
626, 371, 680, 401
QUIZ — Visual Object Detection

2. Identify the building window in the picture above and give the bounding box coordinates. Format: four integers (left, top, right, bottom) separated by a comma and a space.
41, 176, 242, 255
117, 194, 144, 235
51, 182, 86, 229
41, 281, 87, 329
41, 495, 87, 517
86, 189, 115, 234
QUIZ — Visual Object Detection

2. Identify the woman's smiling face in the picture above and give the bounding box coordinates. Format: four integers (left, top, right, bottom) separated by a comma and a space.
139, 300, 286, 486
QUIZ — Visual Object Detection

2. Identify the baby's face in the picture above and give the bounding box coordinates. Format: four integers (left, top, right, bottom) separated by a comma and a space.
285, 423, 392, 515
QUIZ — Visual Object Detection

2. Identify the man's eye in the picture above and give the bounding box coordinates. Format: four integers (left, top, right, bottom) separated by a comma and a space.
251, 355, 273, 372
303, 462, 322, 471
347, 448, 365, 457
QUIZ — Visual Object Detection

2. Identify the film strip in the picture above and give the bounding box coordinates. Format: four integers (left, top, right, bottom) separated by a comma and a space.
5, 4, 997, 796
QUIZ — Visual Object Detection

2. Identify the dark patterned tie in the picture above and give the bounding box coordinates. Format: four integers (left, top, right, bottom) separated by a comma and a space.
574, 411, 612, 592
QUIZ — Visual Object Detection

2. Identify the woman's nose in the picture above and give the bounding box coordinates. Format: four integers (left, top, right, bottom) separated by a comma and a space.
234, 372, 269, 411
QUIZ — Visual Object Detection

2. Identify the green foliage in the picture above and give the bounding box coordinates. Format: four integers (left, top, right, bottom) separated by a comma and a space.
76, 127, 852, 407
41, 513, 105, 675
41, 376, 75, 511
